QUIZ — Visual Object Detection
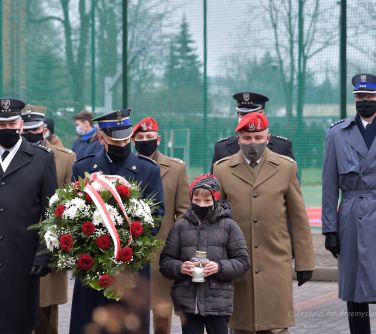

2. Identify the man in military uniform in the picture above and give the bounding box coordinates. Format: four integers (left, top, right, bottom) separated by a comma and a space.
213, 112, 314, 334
132, 116, 190, 334
43, 117, 64, 147
211, 92, 294, 171
0, 98, 57, 334
322, 73, 376, 334
69, 109, 165, 334
21, 104, 76, 334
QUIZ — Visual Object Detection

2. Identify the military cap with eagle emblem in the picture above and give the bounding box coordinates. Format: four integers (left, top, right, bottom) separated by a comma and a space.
131, 116, 158, 137
0, 98, 26, 121
352, 73, 376, 94
93, 108, 133, 141
235, 111, 268, 133
21, 104, 47, 129
233, 92, 269, 113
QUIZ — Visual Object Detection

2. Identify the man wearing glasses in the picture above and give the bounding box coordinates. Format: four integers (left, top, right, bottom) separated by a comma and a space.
322, 73, 376, 334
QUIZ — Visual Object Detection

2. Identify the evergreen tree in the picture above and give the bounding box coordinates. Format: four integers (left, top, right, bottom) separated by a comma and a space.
163, 15, 202, 115
161, 15, 204, 166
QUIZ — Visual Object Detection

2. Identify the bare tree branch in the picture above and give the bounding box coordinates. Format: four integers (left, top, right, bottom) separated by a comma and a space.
29, 16, 64, 24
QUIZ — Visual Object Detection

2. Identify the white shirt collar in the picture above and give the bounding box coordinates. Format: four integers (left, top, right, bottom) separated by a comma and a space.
360, 117, 370, 129
0, 137, 22, 172
242, 152, 262, 166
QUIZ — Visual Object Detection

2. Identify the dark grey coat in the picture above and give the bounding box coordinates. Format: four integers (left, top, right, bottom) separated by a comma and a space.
159, 203, 250, 316
0, 139, 57, 333
322, 116, 376, 302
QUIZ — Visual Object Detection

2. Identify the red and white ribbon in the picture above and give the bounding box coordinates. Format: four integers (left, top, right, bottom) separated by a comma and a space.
84, 173, 133, 260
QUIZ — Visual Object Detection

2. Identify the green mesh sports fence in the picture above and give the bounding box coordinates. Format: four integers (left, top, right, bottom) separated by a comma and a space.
1, 0, 375, 207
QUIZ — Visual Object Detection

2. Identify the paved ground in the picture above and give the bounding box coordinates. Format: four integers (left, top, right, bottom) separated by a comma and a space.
57, 232, 363, 333
58, 278, 376, 333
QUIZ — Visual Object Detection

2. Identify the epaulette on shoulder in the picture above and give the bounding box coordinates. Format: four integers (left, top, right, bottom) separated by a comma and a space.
274, 135, 289, 142
33, 143, 52, 153
74, 154, 95, 164
278, 154, 295, 163
139, 154, 157, 165
329, 119, 345, 129
214, 156, 230, 165
169, 157, 185, 165
217, 136, 229, 143
53, 145, 74, 155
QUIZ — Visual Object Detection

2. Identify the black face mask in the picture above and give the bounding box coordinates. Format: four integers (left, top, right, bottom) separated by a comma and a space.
22, 132, 44, 144
0, 129, 21, 149
192, 203, 214, 220
356, 100, 376, 118
134, 139, 158, 157
107, 142, 131, 164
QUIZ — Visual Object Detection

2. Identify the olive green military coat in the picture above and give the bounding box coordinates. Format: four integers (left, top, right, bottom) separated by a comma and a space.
150, 151, 190, 308
39, 140, 76, 307
214, 149, 314, 332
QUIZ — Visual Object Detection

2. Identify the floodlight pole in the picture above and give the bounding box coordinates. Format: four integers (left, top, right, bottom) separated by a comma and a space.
122, 0, 128, 108
91, 0, 95, 112
203, 0, 208, 172
340, 0, 347, 119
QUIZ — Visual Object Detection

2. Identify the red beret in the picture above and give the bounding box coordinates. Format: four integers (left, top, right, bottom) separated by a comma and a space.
235, 112, 268, 133
132, 117, 158, 137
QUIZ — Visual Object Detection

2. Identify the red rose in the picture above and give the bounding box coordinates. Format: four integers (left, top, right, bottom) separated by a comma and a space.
59, 234, 73, 252
73, 180, 81, 190
130, 221, 143, 237
84, 193, 92, 204
98, 274, 114, 288
77, 254, 94, 270
96, 235, 112, 250
119, 246, 133, 262
116, 185, 130, 198
54, 205, 65, 217
81, 221, 95, 236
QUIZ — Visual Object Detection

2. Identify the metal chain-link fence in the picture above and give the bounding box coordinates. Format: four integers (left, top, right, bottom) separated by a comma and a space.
1, 0, 374, 207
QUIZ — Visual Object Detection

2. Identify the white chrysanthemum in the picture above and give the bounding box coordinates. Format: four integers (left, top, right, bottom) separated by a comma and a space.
93, 204, 124, 226
93, 208, 103, 226
49, 193, 59, 207
139, 200, 153, 225
107, 204, 124, 225
44, 230, 59, 251
127, 199, 154, 226
62, 198, 89, 220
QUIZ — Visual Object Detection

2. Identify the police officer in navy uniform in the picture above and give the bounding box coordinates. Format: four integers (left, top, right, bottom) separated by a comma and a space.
322, 73, 376, 334
69, 108, 164, 334
211, 92, 294, 171
0, 98, 57, 334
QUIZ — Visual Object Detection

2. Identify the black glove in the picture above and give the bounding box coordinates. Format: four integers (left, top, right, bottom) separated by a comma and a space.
29, 265, 50, 277
297, 271, 313, 286
325, 232, 340, 258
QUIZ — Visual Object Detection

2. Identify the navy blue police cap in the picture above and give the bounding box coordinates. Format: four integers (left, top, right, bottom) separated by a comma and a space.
21, 104, 47, 129
0, 98, 26, 121
93, 108, 133, 141
233, 92, 269, 113
352, 73, 376, 94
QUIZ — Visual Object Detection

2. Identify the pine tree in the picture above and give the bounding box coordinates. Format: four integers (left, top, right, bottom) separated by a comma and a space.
163, 15, 202, 116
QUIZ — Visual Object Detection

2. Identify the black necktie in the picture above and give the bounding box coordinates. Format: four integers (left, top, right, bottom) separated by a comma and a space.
1, 150, 9, 162
364, 123, 376, 150
249, 161, 257, 168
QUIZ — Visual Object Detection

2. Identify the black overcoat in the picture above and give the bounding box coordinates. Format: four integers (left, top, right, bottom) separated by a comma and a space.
0, 138, 57, 333
69, 149, 165, 334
